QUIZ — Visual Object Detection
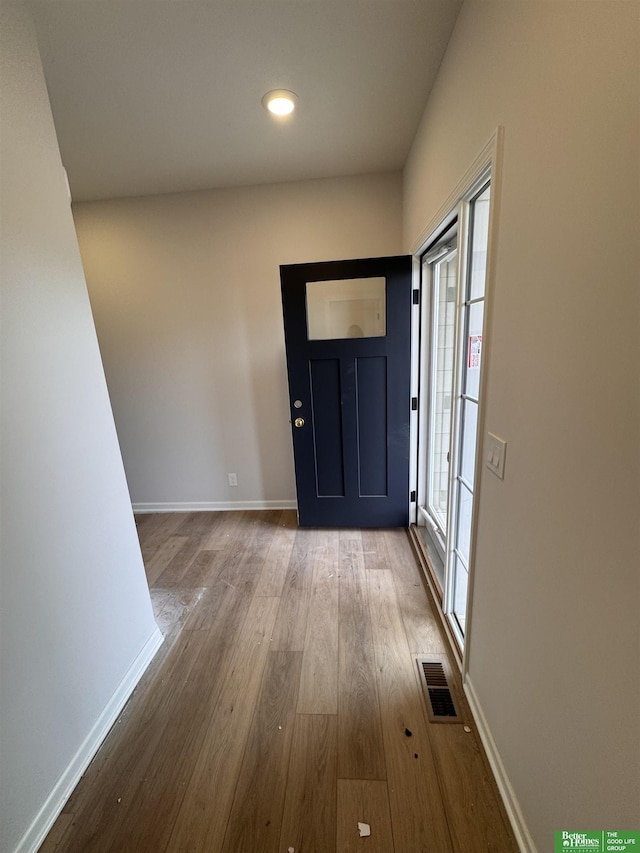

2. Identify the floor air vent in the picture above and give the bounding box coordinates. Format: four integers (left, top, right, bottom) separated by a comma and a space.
417, 658, 460, 723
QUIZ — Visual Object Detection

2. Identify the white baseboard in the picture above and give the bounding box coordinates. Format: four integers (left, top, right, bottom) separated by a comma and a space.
132, 500, 297, 513
463, 675, 538, 853
15, 627, 164, 853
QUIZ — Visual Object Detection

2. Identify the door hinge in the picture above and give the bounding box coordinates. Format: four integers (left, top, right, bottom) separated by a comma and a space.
410, 490, 416, 502
412, 289, 420, 305
411, 396, 418, 411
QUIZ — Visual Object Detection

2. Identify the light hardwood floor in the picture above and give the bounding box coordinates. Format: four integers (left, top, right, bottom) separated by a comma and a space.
40, 510, 518, 852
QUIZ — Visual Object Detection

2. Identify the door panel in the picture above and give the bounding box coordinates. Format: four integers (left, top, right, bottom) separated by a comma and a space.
310, 358, 344, 496
356, 356, 387, 496
281, 256, 411, 527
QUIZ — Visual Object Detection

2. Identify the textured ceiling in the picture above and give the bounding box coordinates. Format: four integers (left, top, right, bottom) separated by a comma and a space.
29, 1, 462, 201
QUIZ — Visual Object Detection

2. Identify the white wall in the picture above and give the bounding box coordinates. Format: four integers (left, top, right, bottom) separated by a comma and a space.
73, 173, 402, 509
0, 6, 160, 852
404, 1, 639, 847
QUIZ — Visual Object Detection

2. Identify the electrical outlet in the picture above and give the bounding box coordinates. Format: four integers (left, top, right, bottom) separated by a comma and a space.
227, 473, 238, 487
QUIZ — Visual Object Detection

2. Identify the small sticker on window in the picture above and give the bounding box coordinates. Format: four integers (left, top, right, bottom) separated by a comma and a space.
468, 334, 482, 369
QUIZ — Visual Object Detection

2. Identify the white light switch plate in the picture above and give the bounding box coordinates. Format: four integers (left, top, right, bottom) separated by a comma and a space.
486, 432, 506, 479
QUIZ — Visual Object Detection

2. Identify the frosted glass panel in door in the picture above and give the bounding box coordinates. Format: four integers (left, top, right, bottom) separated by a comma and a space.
464, 301, 484, 401
427, 252, 457, 532
459, 399, 478, 487
452, 554, 469, 634
469, 185, 491, 301
306, 278, 386, 340
456, 482, 473, 565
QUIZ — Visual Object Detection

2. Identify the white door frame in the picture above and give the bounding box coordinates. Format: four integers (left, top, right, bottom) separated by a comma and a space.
408, 127, 504, 678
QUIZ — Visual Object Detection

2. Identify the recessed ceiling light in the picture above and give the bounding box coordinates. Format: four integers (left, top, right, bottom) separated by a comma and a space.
262, 89, 298, 116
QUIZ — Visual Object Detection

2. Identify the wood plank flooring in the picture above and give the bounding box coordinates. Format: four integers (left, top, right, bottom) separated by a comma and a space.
40, 510, 518, 853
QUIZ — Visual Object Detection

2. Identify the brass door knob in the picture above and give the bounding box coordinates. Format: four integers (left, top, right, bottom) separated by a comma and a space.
294, 417, 305, 428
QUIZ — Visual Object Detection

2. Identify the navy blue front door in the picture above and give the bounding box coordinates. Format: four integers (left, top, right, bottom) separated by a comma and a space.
280, 256, 412, 527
